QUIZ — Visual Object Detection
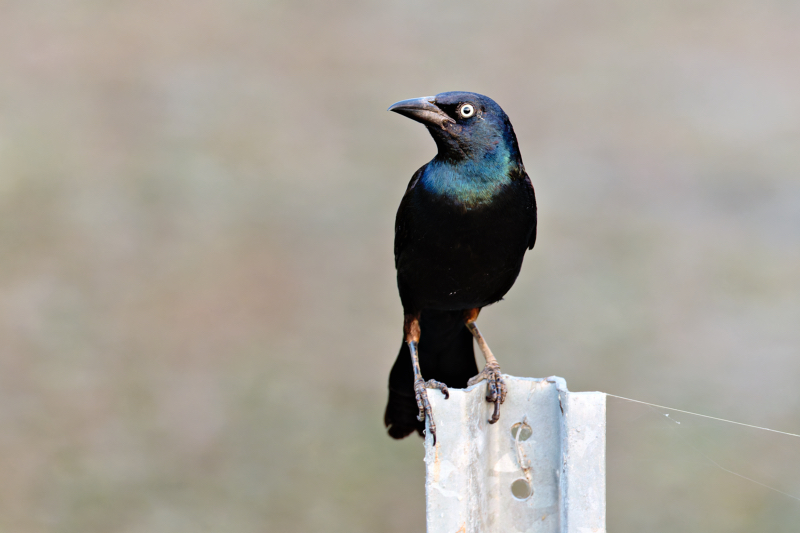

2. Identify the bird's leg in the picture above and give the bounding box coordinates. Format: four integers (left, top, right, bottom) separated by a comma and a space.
404, 313, 449, 443
464, 308, 507, 424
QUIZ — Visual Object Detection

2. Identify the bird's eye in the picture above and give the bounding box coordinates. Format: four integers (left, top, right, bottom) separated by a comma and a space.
459, 104, 475, 118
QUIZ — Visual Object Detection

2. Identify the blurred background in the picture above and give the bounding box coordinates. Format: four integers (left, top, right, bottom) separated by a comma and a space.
2, 0, 800, 531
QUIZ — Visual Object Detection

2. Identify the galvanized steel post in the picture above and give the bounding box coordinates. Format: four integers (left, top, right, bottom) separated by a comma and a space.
424, 375, 606, 533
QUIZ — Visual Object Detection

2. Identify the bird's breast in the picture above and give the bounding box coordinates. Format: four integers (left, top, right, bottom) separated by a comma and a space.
396, 181, 533, 310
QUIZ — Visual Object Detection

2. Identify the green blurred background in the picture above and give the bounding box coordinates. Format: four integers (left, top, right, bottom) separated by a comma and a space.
2, 0, 800, 531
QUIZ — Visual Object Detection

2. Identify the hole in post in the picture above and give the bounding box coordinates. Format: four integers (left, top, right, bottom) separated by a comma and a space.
510, 422, 532, 441
510, 478, 532, 500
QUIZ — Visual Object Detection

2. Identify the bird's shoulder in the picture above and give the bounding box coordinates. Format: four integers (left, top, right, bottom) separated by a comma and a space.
506, 165, 537, 249
394, 165, 426, 265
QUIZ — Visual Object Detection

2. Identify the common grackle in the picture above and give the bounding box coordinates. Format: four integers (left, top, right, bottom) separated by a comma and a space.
384, 92, 537, 442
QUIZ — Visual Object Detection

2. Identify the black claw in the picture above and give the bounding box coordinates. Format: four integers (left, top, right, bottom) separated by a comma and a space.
429, 380, 449, 399
413, 380, 448, 444
475, 365, 506, 423
426, 409, 437, 445
488, 399, 501, 424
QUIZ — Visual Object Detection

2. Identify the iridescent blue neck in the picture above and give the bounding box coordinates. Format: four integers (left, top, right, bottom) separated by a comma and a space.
420, 144, 515, 207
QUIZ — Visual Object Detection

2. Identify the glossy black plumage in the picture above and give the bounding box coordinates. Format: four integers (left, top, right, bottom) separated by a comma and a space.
384, 92, 537, 440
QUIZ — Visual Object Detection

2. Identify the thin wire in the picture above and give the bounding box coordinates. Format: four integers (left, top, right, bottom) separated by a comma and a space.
694, 450, 800, 502
641, 403, 800, 503
606, 394, 800, 439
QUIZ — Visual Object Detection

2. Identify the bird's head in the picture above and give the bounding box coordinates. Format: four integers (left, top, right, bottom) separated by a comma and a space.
388, 91, 522, 166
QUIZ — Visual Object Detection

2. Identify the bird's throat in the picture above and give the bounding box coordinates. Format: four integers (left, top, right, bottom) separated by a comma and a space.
421, 150, 515, 208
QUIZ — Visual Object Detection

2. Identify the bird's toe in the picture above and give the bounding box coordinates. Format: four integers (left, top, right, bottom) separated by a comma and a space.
413, 379, 438, 443
470, 363, 506, 424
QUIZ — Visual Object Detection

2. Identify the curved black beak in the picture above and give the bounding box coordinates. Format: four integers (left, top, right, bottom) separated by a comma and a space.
388, 96, 454, 128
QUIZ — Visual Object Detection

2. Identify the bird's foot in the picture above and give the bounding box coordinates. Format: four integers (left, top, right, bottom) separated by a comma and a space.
414, 379, 449, 443
468, 362, 507, 424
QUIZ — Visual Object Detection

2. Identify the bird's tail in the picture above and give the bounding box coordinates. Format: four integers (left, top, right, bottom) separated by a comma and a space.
384, 309, 478, 439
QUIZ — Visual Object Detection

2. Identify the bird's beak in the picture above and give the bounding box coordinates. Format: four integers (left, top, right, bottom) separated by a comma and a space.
388, 96, 454, 128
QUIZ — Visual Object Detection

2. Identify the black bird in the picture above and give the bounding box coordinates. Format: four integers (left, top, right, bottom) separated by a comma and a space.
384, 92, 537, 442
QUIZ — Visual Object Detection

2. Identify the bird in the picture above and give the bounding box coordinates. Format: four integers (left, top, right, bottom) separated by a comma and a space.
384, 91, 537, 443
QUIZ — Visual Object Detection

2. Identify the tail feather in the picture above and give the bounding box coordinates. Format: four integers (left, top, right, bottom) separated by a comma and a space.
384, 310, 478, 439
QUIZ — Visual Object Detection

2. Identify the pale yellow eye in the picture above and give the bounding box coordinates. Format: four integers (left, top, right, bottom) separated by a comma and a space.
459, 104, 475, 118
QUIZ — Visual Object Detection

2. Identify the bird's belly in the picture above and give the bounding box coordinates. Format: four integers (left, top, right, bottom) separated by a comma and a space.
397, 228, 527, 310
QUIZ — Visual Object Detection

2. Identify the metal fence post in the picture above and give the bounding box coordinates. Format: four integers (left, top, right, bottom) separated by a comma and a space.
424, 375, 606, 533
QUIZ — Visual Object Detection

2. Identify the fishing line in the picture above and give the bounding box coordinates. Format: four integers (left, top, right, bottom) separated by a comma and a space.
606, 393, 800, 439
608, 393, 800, 502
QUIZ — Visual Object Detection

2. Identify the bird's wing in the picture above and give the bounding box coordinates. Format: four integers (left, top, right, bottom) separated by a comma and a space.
524, 171, 537, 250
394, 166, 425, 268
512, 166, 538, 250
